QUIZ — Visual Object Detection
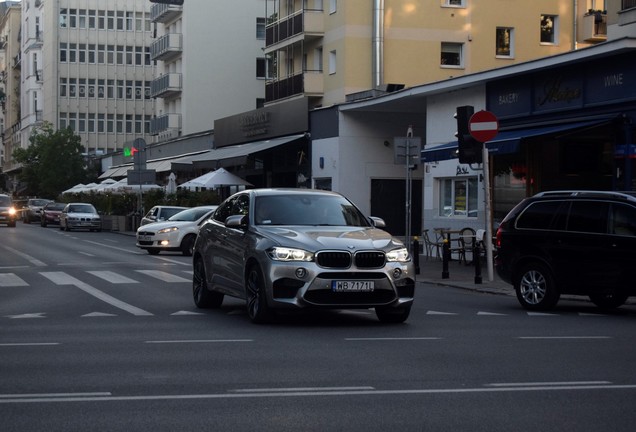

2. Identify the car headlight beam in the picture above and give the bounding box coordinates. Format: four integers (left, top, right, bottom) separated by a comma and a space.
386, 247, 410, 263
267, 247, 314, 262
157, 226, 179, 234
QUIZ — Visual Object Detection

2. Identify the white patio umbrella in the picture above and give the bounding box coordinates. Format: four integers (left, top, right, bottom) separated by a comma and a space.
166, 172, 177, 195
61, 183, 86, 194
180, 168, 252, 190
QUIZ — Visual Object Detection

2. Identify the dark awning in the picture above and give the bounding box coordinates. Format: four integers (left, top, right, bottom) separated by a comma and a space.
421, 119, 613, 162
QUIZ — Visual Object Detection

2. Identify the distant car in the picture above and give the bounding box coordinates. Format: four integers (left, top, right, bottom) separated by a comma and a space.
40, 202, 67, 227
140, 205, 187, 226
136, 205, 218, 256
0, 194, 18, 227
496, 190, 636, 311
23, 198, 53, 224
192, 188, 416, 324
59, 203, 102, 232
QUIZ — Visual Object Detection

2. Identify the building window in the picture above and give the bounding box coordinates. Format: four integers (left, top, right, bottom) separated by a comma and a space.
329, 50, 336, 74
540, 15, 557, 44
256, 17, 266, 39
440, 177, 478, 218
496, 27, 514, 57
59, 8, 67, 27
443, 0, 464, 6
440, 42, 462, 67
59, 78, 67, 97
329, 0, 337, 14
59, 43, 67, 62
256, 57, 272, 79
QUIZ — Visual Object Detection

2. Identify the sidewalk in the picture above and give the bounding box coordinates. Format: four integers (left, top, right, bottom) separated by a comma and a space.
416, 254, 514, 297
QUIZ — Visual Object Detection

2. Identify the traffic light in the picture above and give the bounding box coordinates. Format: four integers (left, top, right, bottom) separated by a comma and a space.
454, 105, 483, 164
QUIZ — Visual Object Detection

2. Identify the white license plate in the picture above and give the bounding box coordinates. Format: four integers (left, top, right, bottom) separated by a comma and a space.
331, 280, 374, 292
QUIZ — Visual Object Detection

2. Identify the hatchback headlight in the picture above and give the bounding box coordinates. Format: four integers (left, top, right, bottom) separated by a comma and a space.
8, 207, 16, 215
386, 247, 410, 263
157, 226, 178, 234
267, 247, 314, 262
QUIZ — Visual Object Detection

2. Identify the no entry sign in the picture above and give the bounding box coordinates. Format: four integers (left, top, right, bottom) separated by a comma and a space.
469, 110, 499, 143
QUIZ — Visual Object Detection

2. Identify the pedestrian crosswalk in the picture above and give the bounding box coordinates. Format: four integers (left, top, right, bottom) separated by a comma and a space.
0, 269, 192, 288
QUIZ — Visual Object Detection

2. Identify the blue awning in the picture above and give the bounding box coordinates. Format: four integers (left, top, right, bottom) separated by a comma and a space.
421, 119, 612, 162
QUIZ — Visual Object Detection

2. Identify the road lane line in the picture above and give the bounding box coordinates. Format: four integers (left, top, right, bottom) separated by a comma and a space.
0, 392, 111, 399
87, 271, 139, 284
136, 270, 190, 283
82, 240, 143, 254
345, 337, 441, 341
0, 273, 28, 287
154, 256, 192, 266
145, 339, 253, 344
518, 336, 611, 340
230, 386, 376, 393
0, 343, 60, 346
1, 246, 47, 267
40, 272, 153, 316
2, 383, 636, 404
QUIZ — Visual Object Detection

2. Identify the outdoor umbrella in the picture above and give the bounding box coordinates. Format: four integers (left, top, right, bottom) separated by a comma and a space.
180, 168, 252, 189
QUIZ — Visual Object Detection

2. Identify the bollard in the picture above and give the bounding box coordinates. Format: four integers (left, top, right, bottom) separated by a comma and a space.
473, 242, 482, 284
442, 237, 450, 279
412, 237, 421, 275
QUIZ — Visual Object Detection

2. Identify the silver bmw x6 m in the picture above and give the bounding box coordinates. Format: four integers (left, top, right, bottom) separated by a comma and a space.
192, 188, 416, 323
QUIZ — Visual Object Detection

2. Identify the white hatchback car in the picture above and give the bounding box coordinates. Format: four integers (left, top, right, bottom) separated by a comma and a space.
136, 206, 217, 256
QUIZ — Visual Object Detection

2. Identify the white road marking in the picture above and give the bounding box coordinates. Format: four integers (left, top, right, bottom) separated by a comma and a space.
0, 273, 28, 287
135, 270, 190, 283
426, 311, 457, 315
6, 313, 46, 319
230, 386, 376, 393
154, 256, 192, 266
40, 272, 153, 316
0, 342, 59, 346
518, 336, 611, 340
82, 312, 117, 317
171, 311, 205, 316
87, 271, 139, 284
78, 252, 95, 257
477, 311, 507, 315
1, 246, 47, 267
0, 392, 110, 399
486, 381, 611, 387
345, 337, 441, 341
82, 240, 141, 254
145, 339, 253, 344
2, 382, 636, 404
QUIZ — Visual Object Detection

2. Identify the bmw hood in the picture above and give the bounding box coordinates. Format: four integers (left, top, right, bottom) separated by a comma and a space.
257, 226, 404, 251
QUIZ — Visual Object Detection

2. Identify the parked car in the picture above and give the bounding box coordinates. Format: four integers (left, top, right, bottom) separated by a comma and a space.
40, 202, 67, 227
22, 198, 52, 224
59, 203, 102, 232
495, 190, 636, 311
0, 194, 18, 227
136, 205, 218, 256
140, 205, 187, 226
191, 188, 416, 324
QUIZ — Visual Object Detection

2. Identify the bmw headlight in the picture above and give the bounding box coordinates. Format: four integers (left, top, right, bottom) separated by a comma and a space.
267, 247, 314, 262
386, 247, 410, 263
157, 226, 178, 234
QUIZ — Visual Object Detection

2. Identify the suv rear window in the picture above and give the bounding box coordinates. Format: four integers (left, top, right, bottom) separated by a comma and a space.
516, 201, 563, 230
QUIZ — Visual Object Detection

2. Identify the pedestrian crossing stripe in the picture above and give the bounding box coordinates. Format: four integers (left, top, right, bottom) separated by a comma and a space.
135, 270, 190, 283
87, 271, 139, 284
0, 270, 192, 288
0, 273, 28, 287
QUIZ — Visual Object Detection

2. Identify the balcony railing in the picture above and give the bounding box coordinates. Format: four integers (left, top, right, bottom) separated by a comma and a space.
13, 52, 21, 69
150, 33, 183, 62
266, 8, 324, 49
150, 73, 182, 98
580, 12, 607, 43
150, 113, 182, 136
623, 0, 636, 10
150, 3, 183, 23
265, 70, 323, 103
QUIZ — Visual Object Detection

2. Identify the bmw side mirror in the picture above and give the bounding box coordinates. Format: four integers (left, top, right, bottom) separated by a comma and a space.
369, 216, 386, 228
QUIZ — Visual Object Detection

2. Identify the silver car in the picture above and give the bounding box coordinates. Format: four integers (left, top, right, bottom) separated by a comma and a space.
59, 203, 102, 232
192, 189, 416, 323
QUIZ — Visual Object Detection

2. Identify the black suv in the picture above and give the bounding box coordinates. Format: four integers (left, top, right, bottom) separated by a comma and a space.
495, 191, 636, 311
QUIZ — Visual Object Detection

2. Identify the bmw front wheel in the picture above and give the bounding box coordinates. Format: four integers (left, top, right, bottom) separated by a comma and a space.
246, 264, 273, 324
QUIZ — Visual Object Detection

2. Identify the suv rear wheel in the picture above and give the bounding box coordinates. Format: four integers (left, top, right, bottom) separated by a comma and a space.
514, 262, 560, 311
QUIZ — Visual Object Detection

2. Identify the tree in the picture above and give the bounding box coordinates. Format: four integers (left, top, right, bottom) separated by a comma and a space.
13, 122, 91, 198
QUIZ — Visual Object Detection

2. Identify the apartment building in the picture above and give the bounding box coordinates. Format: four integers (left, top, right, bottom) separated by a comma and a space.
0, 1, 21, 183
150, 0, 275, 142
264, 0, 583, 109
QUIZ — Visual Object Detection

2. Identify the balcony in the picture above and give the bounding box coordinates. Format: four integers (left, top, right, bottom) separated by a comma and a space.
619, 0, 636, 26
579, 12, 607, 43
150, 73, 182, 98
150, 113, 181, 136
150, 3, 183, 23
150, 33, 183, 62
265, 8, 324, 53
265, 70, 323, 103
13, 52, 21, 69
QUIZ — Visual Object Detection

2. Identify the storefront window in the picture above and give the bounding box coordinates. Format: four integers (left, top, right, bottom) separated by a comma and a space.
440, 177, 478, 217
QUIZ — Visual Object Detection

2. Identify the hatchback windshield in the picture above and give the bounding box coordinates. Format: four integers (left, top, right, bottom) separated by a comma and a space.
0, 196, 11, 206
254, 194, 370, 226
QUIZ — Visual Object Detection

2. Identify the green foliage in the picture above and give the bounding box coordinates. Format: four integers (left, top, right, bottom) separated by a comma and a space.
13, 122, 93, 198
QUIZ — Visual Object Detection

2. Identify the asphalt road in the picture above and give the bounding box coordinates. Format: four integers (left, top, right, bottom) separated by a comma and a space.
1, 223, 636, 431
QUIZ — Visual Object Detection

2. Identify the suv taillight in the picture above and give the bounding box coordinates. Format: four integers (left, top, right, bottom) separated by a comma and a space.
495, 226, 503, 248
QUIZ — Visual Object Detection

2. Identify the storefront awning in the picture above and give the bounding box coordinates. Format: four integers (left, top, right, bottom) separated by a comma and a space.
421, 119, 612, 162
171, 134, 305, 171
